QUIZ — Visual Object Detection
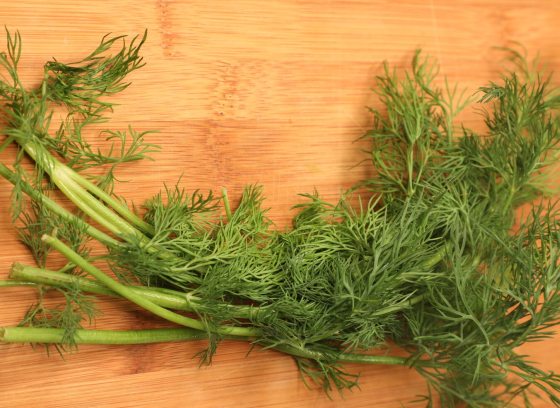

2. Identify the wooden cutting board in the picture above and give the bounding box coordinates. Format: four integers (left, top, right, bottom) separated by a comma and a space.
1, 1, 559, 406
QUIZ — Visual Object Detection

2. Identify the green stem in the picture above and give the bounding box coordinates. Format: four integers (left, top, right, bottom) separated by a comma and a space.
4, 146, 202, 285
0, 273, 430, 366
55, 171, 202, 284
372, 243, 448, 316
9, 263, 258, 319
338, 352, 412, 365
0, 327, 208, 345
274, 343, 414, 366
9, 264, 178, 306
41, 234, 260, 338
0, 280, 36, 288
0, 327, 433, 368
374, 294, 426, 317
21, 141, 154, 235
66, 166, 154, 235
0, 163, 120, 247
406, 144, 415, 195
425, 242, 449, 269
65, 181, 202, 287
51, 163, 143, 239
7, 141, 203, 285
222, 187, 232, 220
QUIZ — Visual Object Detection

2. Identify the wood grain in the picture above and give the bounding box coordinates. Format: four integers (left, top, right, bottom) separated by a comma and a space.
0, 1, 559, 406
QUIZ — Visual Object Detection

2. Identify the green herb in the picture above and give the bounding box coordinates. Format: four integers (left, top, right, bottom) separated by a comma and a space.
1, 30, 559, 407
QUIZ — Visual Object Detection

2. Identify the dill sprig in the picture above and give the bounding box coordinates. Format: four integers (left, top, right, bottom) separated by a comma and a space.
0, 30, 559, 407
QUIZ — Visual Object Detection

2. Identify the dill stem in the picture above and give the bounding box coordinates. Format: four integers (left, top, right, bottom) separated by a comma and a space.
66, 166, 155, 234
406, 145, 415, 195
2, 146, 203, 285
0, 326, 434, 368
0, 327, 208, 345
9, 263, 179, 305
0, 280, 36, 288
4, 267, 432, 366
274, 343, 414, 366
50, 164, 143, 239
374, 293, 425, 316
0, 163, 120, 247
371, 243, 448, 316
9, 263, 259, 319
338, 352, 413, 365
221, 187, 232, 220
41, 234, 260, 338
21, 140, 154, 235
55, 171, 203, 284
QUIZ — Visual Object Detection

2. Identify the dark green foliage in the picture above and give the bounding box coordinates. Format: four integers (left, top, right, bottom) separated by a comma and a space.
0, 31, 559, 407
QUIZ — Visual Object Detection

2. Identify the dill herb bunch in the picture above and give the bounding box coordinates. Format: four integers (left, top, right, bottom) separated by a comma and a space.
0, 31, 559, 407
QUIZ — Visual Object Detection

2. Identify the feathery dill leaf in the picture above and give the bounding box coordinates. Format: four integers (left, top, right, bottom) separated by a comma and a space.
0, 31, 559, 407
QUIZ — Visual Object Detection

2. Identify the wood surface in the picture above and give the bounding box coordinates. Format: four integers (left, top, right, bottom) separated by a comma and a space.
1, 1, 559, 407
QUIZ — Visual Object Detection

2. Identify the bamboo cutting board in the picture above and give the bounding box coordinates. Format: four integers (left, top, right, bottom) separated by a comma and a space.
1, 1, 560, 407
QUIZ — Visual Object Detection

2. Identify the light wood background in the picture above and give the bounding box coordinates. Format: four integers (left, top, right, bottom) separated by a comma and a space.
1, 1, 559, 407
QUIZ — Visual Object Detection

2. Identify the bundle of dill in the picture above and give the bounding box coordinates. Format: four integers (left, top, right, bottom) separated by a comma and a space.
0, 30, 559, 407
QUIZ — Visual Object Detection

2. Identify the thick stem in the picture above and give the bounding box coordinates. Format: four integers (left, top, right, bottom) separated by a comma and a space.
371, 243, 448, 317
0, 327, 208, 345
0, 327, 428, 368
373, 294, 425, 317
22, 141, 154, 235
0, 280, 36, 288
56, 170, 202, 284
41, 234, 260, 338
274, 343, 414, 366
338, 352, 412, 365
9, 263, 258, 319
5, 143, 202, 285
9, 264, 182, 307
424, 242, 449, 269
66, 165, 155, 235
51, 164, 143, 239
0, 163, 120, 247
221, 187, 232, 220
37, 144, 203, 284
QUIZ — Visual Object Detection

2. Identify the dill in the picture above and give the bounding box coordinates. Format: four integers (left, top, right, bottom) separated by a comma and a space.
0, 30, 559, 407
